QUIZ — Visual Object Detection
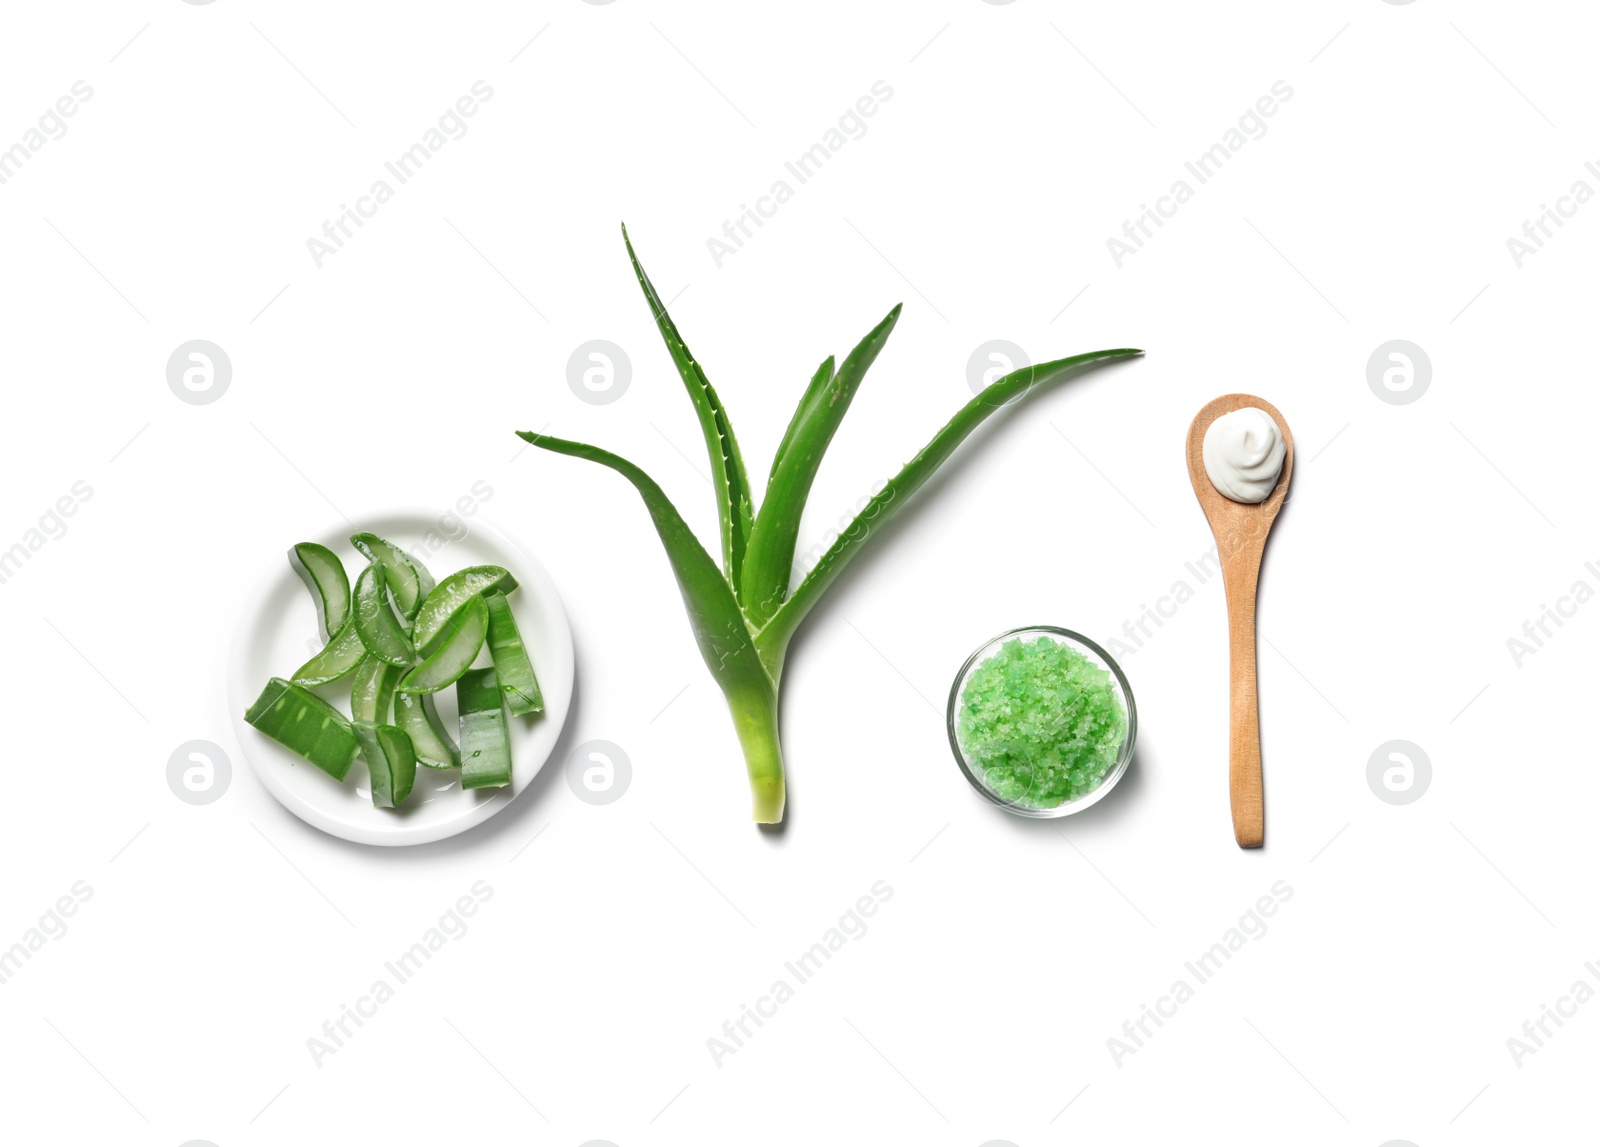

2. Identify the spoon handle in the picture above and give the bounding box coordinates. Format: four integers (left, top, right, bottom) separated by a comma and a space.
1224, 557, 1265, 848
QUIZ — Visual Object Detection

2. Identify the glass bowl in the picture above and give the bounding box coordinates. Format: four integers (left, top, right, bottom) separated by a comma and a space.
946, 625, 1137, 818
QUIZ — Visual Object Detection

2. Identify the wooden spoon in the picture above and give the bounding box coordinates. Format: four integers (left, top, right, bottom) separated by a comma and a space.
1185, 394, 1294, 849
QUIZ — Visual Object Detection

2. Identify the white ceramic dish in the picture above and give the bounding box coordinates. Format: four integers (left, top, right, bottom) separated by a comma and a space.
228, 509, 574, 846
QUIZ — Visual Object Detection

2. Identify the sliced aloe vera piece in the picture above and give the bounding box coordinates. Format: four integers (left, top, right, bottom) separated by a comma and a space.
291, 616, 365, 685
397, 595, 487, 695
289, 542, 351, 640
351, 655, 401, 724
413, 566, 518, 656
458, 667, 512, 789
350, 533, 435, 621
245, 677, 360, 781
353, 563, 416, 667
395, 691, 460, 769
483, 591, 542, 715
353, 722, 417, 808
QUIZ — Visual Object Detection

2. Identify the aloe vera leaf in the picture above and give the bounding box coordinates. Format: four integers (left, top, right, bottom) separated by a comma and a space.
395, 691, 460, 769
412, 566, 518, 656
353, 563, 417, 667
621, 225, 755, 597
353, 722, 417, 808
457, 668, 513, 790
768, 355, 835, 486
350, 654, 401, 725
741, 304, 902, 625
482, 590, 543, 715
350, 533, 434, 620
291, 615, 365, 686
245, 678, 360, 782
515, 429, 783, 819
515, 430, 769, 696
397, 595, 488, 695
753, 348, 1144, 674
288, 542, 351, 640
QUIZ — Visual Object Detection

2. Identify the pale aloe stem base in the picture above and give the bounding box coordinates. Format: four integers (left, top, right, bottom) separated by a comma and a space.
726, 685, 785, 823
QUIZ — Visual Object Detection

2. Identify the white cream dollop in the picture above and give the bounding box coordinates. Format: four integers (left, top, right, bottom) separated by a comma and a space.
1202, 407, 1285, 503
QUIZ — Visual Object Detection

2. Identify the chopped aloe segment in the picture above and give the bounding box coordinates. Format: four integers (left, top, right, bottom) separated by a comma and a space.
397, 595, 487, 696
396, 690, 460, 769
483, 591, 542, 715
353, 563, 417, 667
413, 566, 518, 656
457, 667, 512, 789
291, 616, 365, 685
353, 722, 417, 808
350, 655, 401, 724
289, 542, 351, 640
245, 677, 360, 781
350, 533, 435, 621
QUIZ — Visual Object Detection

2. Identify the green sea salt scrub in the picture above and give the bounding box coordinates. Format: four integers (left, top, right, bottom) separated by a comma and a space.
955, 636, 1128, 808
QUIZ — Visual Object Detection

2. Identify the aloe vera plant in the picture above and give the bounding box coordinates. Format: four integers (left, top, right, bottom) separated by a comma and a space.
518, 227, 1140, 823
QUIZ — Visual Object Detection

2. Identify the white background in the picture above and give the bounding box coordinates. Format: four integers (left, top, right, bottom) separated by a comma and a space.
1, 2, 1595, 1144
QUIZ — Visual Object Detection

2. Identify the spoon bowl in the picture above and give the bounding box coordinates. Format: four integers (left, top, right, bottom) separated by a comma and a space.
1185, 394, 1293, 848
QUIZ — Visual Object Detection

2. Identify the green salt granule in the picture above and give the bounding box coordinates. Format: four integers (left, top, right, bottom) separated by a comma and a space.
956, 636, 1126, 808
